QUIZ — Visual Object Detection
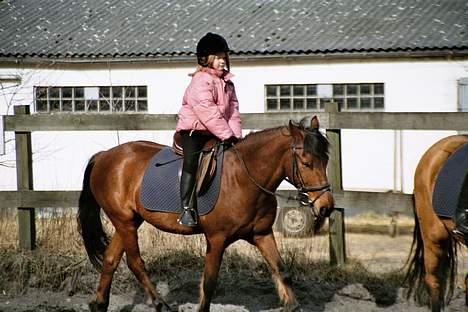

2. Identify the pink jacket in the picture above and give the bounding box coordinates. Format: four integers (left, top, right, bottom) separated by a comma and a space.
176, 67, 242, 141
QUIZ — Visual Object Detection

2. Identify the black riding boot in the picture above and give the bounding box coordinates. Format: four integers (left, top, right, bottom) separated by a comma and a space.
178, 171, 198, 227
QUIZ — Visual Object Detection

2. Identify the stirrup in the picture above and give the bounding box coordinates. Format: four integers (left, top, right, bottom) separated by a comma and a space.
177, 207, 198, 227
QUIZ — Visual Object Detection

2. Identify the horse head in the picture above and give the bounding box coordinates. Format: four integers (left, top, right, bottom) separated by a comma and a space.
287, 116, 334, 233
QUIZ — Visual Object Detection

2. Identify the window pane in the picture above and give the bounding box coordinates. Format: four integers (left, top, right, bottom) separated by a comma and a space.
62, 87, 73, 98
280, 85, 290, 96
62, 100, 72, 111
306, 98, 317, 109
280, 98, 290, 110
306, 85, 316, 96
49, 87, 60, 98
112, 87, 123, 98
293, 85, 304, 96
137, 86, 147, 98
266, 98, 277, 110
333, 85, 344, 96
36, 100, 48, 112
74, 88, 84, 98
361, 98, 371, 109
347, 84, 358, 95
113, 99, 122, 111
266, 85, 277, 97
137, 100, 148, 112
334, 98, 344, 110
319, 98, 328, 110
100, 87, 110, 98
36, 87, 47, 99
50, 100, 60, 111
293, 98, 304, 109
374, 83, 384, 95
125, 87, 135, 98
360, 84, 371, 95
87, 100, 98, 112
374, 97, 384, 108
125, 100, 136, 111
100, 100, 110, 112
347, 97, 358, 109
75, 100, 85, 111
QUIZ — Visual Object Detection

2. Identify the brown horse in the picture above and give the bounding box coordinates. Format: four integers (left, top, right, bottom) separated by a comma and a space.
405, 134, 468, 311
77, 116, 334, 312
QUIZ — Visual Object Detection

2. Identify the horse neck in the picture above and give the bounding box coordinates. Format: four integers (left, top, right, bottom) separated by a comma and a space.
236, 128, 290, 191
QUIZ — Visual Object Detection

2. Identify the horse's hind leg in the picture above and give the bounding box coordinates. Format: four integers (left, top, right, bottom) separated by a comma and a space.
199, 235, 226, 312
423, 238, 449, 311
250, 231, 298, 311
89, 233, 125, 312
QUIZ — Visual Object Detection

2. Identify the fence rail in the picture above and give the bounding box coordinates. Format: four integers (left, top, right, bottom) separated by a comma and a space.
1, 104, 466, 265
0, 190, 413, 213
5, 111, 468, 131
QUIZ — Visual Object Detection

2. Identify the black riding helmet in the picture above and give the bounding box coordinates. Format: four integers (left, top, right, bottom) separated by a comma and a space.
196, 32, 230, 71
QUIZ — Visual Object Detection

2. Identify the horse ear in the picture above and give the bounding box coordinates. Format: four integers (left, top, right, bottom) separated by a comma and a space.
310, 116, 320, 129
288, 120, 302, 138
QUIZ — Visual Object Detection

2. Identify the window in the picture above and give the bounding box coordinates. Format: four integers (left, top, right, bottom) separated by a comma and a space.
34, 86, 148, 113
459, 78, 468, 112
265, 83, 385, 112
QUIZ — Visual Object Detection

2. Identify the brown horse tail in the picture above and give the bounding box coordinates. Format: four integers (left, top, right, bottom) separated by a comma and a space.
77, 155, 109, 270
404, 195, 458, 307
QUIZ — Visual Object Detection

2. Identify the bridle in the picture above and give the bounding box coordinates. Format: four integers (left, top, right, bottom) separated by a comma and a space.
285, 144, 331, 210
230, 141, 331, 217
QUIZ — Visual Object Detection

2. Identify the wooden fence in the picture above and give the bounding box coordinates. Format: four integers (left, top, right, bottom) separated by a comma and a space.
1, 104, 467, 265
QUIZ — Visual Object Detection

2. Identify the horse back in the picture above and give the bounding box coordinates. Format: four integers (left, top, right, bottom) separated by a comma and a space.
415, 135, 468, 189
90, 141, 165, 211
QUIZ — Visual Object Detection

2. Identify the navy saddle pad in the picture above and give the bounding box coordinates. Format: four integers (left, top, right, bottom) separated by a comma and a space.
140, 147, 223, 215
432, 143, 468, 218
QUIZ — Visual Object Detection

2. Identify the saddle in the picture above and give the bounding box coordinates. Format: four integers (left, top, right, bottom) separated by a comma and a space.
172, 132, 220, 195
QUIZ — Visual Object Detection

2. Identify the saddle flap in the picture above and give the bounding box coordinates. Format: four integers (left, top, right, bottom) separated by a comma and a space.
196, 145, 219, 195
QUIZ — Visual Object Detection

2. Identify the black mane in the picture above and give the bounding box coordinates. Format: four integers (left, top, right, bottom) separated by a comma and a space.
238, 120, 329, 160
297, 119, 329, 160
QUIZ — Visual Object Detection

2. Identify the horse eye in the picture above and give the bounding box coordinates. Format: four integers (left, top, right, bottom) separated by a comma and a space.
302, 162, 312, 168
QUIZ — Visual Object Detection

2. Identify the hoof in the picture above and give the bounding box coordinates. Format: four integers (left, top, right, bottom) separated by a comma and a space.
89, 300, 109, 312
283, 303, 301, 312
153, 298, 174, 312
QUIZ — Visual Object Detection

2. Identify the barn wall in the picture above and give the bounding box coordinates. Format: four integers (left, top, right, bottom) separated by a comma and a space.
0, 57, 466, 192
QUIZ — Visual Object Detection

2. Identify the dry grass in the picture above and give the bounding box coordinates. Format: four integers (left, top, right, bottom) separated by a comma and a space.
0, 208, 427, 299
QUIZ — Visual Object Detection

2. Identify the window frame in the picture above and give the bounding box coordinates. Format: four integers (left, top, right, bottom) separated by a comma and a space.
265, 83, 385, 112
34, 85, 148, 114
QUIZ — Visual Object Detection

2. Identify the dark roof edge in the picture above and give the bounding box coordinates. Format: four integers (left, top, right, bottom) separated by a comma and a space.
1, 49, 467, 65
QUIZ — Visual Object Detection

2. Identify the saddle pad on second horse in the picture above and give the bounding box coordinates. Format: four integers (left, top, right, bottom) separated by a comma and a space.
432, 143, 468, 218
140, 147, 223, 215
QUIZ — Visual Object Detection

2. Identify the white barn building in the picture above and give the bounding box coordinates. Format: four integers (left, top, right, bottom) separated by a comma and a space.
0, 0, 467, 196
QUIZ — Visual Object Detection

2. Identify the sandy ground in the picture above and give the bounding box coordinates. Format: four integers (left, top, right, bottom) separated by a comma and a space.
0, 233, 466, 312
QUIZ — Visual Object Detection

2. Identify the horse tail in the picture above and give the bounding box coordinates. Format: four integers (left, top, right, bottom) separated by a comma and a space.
77, 154, 109, 271
404, 195, 458, 307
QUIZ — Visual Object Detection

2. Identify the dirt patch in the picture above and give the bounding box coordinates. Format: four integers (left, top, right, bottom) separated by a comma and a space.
0, 233, 466, 311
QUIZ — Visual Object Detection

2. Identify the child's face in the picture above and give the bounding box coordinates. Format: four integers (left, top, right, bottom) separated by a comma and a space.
212, 52, 227, 71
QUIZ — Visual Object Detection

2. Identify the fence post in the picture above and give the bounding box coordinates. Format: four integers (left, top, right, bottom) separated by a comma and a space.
14, 105, 36, 250
325, 101, 346, 266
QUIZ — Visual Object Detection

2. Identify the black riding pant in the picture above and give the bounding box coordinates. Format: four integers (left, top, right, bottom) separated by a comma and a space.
180, 131, 214, 207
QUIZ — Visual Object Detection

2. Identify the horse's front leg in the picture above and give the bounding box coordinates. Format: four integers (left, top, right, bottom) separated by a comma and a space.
250, 230, 298, 312
115, 221, 171, 312
89, 233, 125, 312
198, 235, 226, 312
465, 273, 468, 307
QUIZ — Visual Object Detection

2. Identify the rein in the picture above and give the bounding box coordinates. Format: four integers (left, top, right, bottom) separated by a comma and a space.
231, 143, 331, 209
